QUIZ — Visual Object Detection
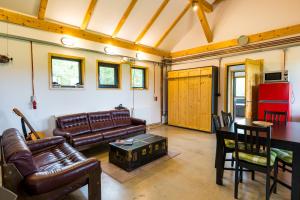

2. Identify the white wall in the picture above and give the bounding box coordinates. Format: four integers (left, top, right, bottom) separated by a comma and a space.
172, 46, 300, 121
0, 37, 162, 135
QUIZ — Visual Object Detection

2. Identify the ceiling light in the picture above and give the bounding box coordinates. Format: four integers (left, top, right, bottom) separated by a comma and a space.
104, 46, 116, 55
61, 36, 75, 47
192, 1, 199, 11
136, 52, 145, 60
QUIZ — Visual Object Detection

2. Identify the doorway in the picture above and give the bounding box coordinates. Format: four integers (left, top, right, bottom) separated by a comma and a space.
225, 64, 246, 120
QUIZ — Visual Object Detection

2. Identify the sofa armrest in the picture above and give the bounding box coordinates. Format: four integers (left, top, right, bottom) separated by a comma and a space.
26, 136, 65, 153
25, 158, 101, 195
53, 128, 73, 143
131, 117, 146, 125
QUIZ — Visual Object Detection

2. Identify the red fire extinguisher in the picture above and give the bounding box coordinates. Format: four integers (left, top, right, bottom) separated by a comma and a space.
31, 96, 37, 110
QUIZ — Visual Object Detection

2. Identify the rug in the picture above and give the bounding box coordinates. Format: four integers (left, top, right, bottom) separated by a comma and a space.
101, 151, 180, 183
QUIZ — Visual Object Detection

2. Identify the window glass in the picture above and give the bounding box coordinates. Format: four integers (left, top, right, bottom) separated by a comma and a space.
51, 56, 83, 88
98, 62, 119, 88
131, 67, 145, 88
235, 77, 245, 97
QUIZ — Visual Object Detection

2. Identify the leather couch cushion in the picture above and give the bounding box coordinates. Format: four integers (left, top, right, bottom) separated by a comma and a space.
2, 128, 38, 177
125, 125, 146, 134
88, 111, 114, 132
71, 132, 104, 147
57, 113, 91, 136
111, 109, 131, 127
33, 143, 86, 171
101, 127, 128, 140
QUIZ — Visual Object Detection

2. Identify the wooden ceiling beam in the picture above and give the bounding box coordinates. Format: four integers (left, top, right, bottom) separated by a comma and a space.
81, 0, 98, 30
38, 0, 48, 20
0, 8, 169, 57
171, 23, 300, 58
112, 0, 138, 38
197, 1, 213, 43
135, 0, 170, 44
154, 2, 191, 48
200, 0, 213, 13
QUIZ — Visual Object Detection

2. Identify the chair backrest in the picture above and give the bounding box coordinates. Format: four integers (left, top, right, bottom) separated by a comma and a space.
212, 114, 222, 130
264, 110, 287, 124
221, 111, 233, 127
234, 123, 272, 167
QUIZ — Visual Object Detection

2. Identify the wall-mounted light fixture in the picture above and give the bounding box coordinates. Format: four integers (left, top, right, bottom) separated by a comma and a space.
61, 36, 75, 47
192, 0, 199, 11
136, 52, 146, 60
104, 46, 116, 55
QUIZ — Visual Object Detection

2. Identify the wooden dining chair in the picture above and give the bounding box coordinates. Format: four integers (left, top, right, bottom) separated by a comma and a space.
212, 115, 235, 169
233, 123, 278, 200
264, 111, 287, 124
264, 110, 292, 183
221, 111, 234, 127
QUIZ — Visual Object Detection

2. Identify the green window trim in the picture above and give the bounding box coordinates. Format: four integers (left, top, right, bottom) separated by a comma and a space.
98, 62, 120, 88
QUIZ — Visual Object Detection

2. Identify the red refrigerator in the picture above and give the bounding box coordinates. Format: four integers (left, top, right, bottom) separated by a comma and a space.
258, 82, 292, 121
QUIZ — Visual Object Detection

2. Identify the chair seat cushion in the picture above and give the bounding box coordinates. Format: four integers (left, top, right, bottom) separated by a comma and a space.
271, 148, 293, 164
233, 151, 277, 166
71, 132, 104, 147
33, 143, 86, 171
101, 127, 128, 139
224, 139, 235, 149
125, 125, 146, 134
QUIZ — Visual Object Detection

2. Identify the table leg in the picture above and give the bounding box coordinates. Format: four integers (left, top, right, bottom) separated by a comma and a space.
216, 134, 225, 185
291, 145, 300, 200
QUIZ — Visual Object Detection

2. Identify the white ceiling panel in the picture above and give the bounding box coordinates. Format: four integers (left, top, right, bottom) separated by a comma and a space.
0, 0, 40, 16
88, 0, 131, 36
45, 0, 91, 27
159, 9, 195, 50
139, 0, 190, 47
117, 0, 163, 41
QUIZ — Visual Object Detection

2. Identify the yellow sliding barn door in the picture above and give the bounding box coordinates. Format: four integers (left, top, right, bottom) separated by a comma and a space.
168, 72, 179, 125
200, 68, 212, 132
245, 59, 263, 119
178, 71, 189, 127
188, 69, 201, 129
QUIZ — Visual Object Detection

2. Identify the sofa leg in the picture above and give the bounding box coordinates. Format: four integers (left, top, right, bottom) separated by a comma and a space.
89, 167, 101, 200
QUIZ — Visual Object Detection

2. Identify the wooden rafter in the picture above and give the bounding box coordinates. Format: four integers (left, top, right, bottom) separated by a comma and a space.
171, 23, 300, 58
212, 0, 225, 6
81, 0, 98, 30
38, 0, 48, 20
200, 0, 213, 13
0, 8, 169, 57
112, 0, 138, 38
154, 2, 191, 48
197, 1, 213, 43
135, 0, 170, 44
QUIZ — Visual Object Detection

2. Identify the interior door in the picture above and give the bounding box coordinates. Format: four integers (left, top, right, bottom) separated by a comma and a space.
245, 59, 263, 119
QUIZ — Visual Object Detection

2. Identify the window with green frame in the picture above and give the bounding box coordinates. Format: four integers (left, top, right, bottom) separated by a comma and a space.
98, 62, 120, 88
131, 67, 146, 89
51, 55, 84, 88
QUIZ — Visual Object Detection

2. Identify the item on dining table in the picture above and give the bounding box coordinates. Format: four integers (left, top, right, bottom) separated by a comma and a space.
252, 121, 273, 127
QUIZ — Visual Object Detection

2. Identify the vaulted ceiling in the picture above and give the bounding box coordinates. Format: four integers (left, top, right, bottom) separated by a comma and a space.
0, 0, 300, 58
0, 0, 216, 53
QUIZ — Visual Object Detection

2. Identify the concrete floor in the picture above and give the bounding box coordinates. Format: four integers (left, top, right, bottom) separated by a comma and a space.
68, 125, 291, 200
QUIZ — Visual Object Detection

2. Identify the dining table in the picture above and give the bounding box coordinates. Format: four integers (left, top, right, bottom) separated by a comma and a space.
215, 119, 300, 200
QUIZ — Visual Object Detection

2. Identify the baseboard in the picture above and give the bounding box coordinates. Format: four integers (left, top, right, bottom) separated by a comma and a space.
146, 123, 162, 130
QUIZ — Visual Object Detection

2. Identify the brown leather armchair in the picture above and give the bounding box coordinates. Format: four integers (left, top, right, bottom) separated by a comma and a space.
1, 128, 101, 200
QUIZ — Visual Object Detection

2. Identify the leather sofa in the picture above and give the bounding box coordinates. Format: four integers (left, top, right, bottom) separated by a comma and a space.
1, 128, 101, 200
53, 109, 146, 151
